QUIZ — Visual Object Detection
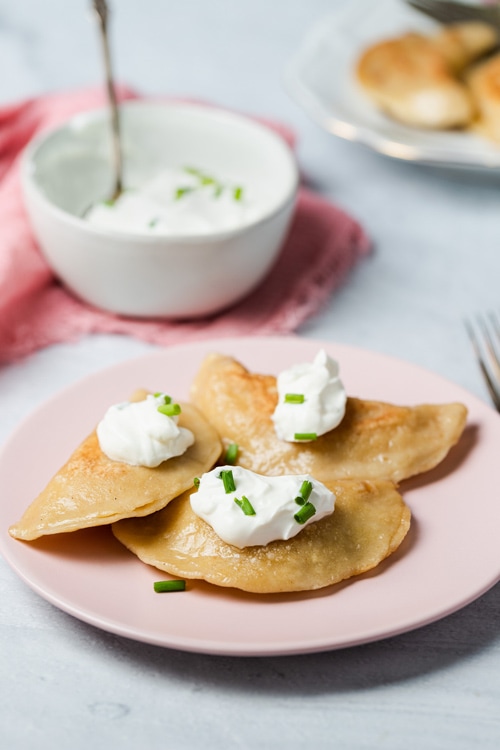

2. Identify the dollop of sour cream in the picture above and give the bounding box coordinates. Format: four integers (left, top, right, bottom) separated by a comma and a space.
85, 167, 259, 236
96, 393, 194, 467
271, 349, 347, 442
190, 465, 335, 548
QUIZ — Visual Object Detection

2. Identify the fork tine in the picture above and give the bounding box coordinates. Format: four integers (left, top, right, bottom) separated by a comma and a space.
465, 315, 500, 411
488, 311, 500, 352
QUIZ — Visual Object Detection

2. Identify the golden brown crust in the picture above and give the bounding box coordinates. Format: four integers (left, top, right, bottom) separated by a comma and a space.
358, 33, 450, 90
356, 32, 475, 129
434, 22, 498, 73
112, 478, 411, 593
356, 21, 498, 130
190, 353, 467, 482
467, 52, 500, 142
9, 396, 222, 541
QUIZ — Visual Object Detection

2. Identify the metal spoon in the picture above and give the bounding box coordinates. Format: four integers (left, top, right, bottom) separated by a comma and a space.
93, 0, 123, 202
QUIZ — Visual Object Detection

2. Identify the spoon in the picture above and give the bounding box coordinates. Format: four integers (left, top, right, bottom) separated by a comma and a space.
92, 0, 123, 202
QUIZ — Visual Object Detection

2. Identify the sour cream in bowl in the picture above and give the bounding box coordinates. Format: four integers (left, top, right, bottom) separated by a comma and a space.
21, 102, 298, 318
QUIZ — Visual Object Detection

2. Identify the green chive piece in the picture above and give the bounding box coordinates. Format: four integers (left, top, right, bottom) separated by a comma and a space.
294, 432, 318, 441
154, 580, 186, 593
294, 502, 316, 525
224, 442, 239, 465
193, 477, 200, 489
148, 217, 160, 228
284, 393, 305, 404
179, 166, 245, 204
175, 186, 194, 200
103, 198, 115, 207
185, 167, 217, 186
234, 495, 256, 516
299, 480, 313, 501
219, 469, 236, 493
294, 495, 306, 506
158, 402, 181, 417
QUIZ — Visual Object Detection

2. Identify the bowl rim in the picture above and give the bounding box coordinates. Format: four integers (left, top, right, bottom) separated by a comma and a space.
21, 100, 300, 245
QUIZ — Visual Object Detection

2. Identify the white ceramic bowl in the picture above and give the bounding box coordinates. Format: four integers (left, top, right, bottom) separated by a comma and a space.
21, 102, 298, 318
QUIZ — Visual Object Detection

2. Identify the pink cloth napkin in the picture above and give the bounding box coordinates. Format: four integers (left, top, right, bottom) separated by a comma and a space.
0, 87, 370, 363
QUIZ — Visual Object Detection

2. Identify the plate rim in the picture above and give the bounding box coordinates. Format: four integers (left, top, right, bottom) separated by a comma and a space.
284, 0, 500, 170
1, 334, 500, 656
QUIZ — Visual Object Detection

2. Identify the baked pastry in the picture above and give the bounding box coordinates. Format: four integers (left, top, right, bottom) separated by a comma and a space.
112, 478, 411, 593
466, 51, 500, 141
356, 22, 497, 129
9, 392, 222, 541
189, 353, 467, 482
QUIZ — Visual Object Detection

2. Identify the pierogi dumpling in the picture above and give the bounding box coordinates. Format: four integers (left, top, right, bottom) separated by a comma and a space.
112, 478, 411, 593
190, 353, 467, 482
9, 394, 222, 541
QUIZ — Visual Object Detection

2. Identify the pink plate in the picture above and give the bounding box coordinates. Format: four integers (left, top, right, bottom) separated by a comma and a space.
1, 336, 500, 656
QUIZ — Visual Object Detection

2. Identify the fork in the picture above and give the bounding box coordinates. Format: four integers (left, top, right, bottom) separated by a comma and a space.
92, 0, 123, 203
464, 312, 500, 411
406, 0, 500, 27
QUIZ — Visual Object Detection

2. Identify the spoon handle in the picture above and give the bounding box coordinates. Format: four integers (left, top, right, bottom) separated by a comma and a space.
93, 0, 123, 200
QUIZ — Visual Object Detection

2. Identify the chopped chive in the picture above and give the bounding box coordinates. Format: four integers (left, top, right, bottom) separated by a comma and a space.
234, 495, 256, 516
154, 393, 172, 404
193, 477, 200, 489
102, 198, 115, 207
299, 480, 313, 501
175, 186, 194, 200
154, 580, 186, 593
219, 469, 236, 493
185, 167, 217, 186
180, 166, 245, 203
294, 432, 318, 441
158, 402, 181, 417
148, 217, 160, 228
294, 502, 316, 525
184, 166, 202, 176
224, 442, 239, 465
284, 393, 305, 404
294, 479, 313, 506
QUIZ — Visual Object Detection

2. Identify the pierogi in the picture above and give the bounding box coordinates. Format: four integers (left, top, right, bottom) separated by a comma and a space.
9, 351, 469, 599
112, 478, 411, 593
190, 353, 467, 482
9, 393, 222, 541
355, 22, 497, 130
467, 53, 500, 143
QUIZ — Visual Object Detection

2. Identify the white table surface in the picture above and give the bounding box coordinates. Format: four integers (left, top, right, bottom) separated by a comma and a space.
1, 1, 499, 747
